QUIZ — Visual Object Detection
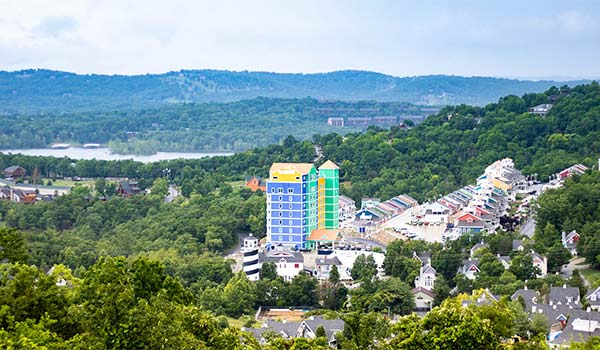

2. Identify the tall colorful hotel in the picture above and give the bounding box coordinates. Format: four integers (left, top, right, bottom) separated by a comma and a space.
266, 160, 340, 249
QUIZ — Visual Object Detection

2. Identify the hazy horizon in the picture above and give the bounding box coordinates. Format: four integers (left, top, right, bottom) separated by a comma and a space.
1, 1, 599, 78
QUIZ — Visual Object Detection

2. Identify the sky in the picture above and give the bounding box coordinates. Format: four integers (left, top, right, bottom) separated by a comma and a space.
1, 0, 599, 79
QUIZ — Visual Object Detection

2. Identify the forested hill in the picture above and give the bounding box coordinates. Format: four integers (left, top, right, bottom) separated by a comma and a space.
0, 69, 589, 113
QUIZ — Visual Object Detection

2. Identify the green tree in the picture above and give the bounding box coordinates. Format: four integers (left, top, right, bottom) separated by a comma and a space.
222, 272, 257, 317
0, 228, 28, 263
329, 265, 340, 285
259, 262, 277, 280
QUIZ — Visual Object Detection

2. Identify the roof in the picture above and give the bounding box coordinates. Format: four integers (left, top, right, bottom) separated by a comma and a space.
511, 288, 538, 308
259, 251, 304, 263
412, 286, 434, 298
3, 165, 24, 173
512, 239, 524, 250
302, 317, 344, 340
318, 160, 339, 170
585, 286, 600, 305
339, 195, 355, 205
270, 163, 315, 175
118, 181, 140, 195
549, 286, 580, 305
315, 256, 342, 266
308, 229, 340, 242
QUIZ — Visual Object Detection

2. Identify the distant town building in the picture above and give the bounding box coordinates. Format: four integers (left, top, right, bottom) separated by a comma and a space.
346, 117, 372, 126
528, 104, 553, 117
245, 175, 266, 192
372, 116, 397, 125
2, 166, 26, 179
327, 117, 344, 127
117, 180, 143, 197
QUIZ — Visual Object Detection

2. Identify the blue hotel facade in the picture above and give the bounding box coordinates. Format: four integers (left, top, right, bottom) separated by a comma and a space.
266, 163, 318, 249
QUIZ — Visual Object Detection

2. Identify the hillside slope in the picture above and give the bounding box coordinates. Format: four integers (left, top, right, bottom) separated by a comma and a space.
0, 69, 588, 113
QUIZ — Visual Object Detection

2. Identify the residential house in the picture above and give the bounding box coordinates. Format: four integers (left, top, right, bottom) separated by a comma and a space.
421, 202, 451, 223
558, 164, 588, 180
455, 213, 487, 234
497, 254, 511, 270
2, 165, 26, 179
414, 264, 437, 291
314, 256, 342, 281
117, 180, 142, 197
245, 317, 344, 347
461, 289, 499, 307
338, 195, 356, 224
469, 242, 489, 257
361, 198, 380, 209
511, 286, 538, 310
244, 175, 267, 192
460, 258, 480, 280
412, 287, 434, 311
528, 103, 553, 117
548, 285, 580, 306
562, 230, 580, 256
512, 239, 525, 252
298, 317, 345, 346
259, 247, 304, 281
585, 287, 600, 311
531, 251, 548, 277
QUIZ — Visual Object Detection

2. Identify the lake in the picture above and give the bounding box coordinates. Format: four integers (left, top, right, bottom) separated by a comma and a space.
0, 148, 233, 163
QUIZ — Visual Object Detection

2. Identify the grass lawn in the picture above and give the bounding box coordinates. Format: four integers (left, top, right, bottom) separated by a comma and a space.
229, 180, 245, 188
581, 268, 600, 285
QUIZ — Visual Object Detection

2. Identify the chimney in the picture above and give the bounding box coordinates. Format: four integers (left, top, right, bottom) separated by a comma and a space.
553, 305, 557, 310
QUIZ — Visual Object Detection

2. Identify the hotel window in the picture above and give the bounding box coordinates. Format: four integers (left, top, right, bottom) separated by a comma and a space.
289, 212, 292, 217
289, 196, 293, 201
279, 212, 282, 217
278, 196, 282, 201
278, 235, 282, 240
273, 176, 278, 180
271, 188, 275, 193
279, 220, 282, 225
279, 204, 282, 209
288, 188, 294, 193
296, 176, 300, 180
289, 204, 292, 209
278, 227, 282, 233
288, 236, 292, 241
278, 188, 283, 193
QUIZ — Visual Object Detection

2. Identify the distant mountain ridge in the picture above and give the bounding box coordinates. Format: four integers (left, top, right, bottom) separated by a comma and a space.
0, 69, 590, 113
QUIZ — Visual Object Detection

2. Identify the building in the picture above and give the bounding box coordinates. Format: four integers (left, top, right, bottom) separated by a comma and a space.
259, 247, 304, 281
245, 316, 344, 347
562, 230, 580, 256
327, 117, 344, 127
242, 235, 260, 281
558, 164, 588, 180
585, 287, 600, 311
2, 166, 26, 179
315, 256, 342, 281
266, 161, 339, 249
528, 104, 553, 117
346, 117, 372, 126
117, 181, 142, 197
244, 175, 266, 192
412, 287, 434, 311
414, 264, 437, 291
372, 116, 397, 125
338, 195, 356, 225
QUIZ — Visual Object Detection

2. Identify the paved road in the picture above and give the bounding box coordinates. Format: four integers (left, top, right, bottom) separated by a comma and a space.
561, 257, 591, 284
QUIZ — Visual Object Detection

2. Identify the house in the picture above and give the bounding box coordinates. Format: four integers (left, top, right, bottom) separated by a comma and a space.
585, 287, 600, 311
2, 166, 26, 179
531, 304, 600, 346
361, 198, 380, 209
244, 175, 266, 192
338, 195, 356, 224
512, 239, 525, 251
461, 289, 499, 307
562, 230, 580, 256
558, 164, 588, 180
469, 242, 489, 257
117, 180, 142, 197
497, 255, 511, 270
421, 202, 451, 223
455, 213, 487, 234
327, 117, 344, 127
548, 285, 580, 306
315, 256, 342, 281
531, 251, 548, 277
528, 103, 553, 117
5, 188, 36, 203
259, 247, 304, 282
511, 286, 538, 310
412, 287, 434, 311
414, 264, 437, 291
460, 258, 480, 280
245, 316, 344, 346
298, 316, 344, 346
412, 251, 431, 266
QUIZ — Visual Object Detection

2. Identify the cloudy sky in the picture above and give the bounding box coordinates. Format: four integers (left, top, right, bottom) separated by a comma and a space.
1, 0, 599, 78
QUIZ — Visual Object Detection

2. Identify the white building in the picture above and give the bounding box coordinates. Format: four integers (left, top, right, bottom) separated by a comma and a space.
259, 246, 304, 281
414, 264, 437, 291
